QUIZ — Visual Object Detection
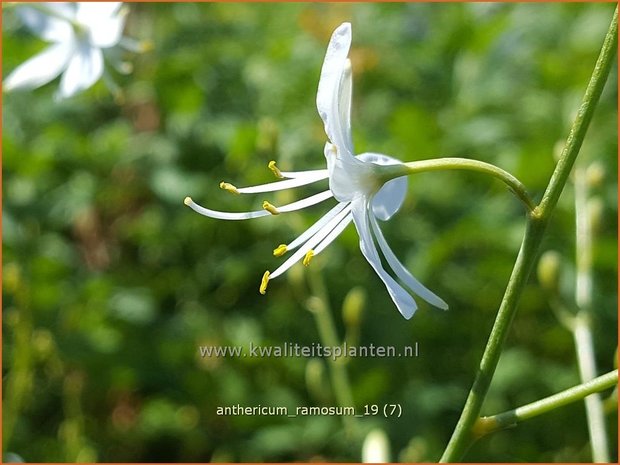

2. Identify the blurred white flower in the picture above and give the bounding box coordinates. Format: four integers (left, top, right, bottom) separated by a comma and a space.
362, 428, 391, 463
4, 2, 127, 98
185, 22, 447, 319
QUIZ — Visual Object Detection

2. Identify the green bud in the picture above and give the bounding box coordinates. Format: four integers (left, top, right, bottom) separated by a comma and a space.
537, 251, 562, 292
586, 161, 605, 188
304, 296, 324, 314
3, 262, 21, 294
305, 358, 327, 401
342, 286, 366, 327
33, 329, 55, 359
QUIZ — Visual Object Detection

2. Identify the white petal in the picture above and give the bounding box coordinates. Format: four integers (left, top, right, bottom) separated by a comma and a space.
185, 190, 331, 221
76, 2, 126, 48
371, 177, 407, 221
18, 4, 75, 42
286, 202, 349, 251
358, 152, 407, 221
4, 42, 73, 92
270, 204, 352, 279
76, 2, 122, 21
314, 212, 353, 255
40, 3, 76, 20
316, 23, 355, 158
369, 213, 448, 310
325, 142, 373, 202
339, 59, 353, 151
58, 43, 103, 98
236, 171, 328, 194
351, 199, 417, 319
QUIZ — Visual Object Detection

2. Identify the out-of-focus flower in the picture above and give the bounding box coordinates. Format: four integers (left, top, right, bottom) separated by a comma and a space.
185, 22, 447, 319
4, 2, 129, 98
362, 428, 391, 463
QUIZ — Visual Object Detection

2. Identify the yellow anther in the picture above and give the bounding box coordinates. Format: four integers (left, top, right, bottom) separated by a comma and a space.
273, 244, 288, 257
184, 196, 192, 206
259, 271, 270, 295
268, 161, 283, 179
303, 250, 315, 267
262, 200, 280, 215
219, 182, 239, 195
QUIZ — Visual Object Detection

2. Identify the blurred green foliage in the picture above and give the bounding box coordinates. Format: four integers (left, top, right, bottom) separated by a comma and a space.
2, 2, 617, 462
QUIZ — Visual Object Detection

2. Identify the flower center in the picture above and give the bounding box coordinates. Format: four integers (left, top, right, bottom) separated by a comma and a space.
324, 143, 376, 202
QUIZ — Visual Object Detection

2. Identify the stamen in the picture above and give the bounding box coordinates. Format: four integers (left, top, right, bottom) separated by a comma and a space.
184, 196, 193, 206
219, 182, 239, 195
273, 244, 288, 257
259, 271, 270, 295
303, 250, 315, 267
268, 161, 283, 179
263, 201, 280, 215
270, 205, 351, 280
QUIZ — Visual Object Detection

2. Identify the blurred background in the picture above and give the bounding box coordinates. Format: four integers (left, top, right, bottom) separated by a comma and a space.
2, 2, 617, 462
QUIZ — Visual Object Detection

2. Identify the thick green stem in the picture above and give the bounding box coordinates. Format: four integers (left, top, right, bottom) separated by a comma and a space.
476, 370, 618, 436
439, 214, 546, 462
440, 7, 617, 462
537, 7, 617, 219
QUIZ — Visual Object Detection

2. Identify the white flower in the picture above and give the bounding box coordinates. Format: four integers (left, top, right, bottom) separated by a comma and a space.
4, 2, 127, 99
185, 22, 447, 319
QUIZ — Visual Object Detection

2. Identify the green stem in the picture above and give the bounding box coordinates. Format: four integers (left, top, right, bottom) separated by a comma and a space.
399, 158, 536, 212
573, 166, 610, 462
536, 7, 618, 219
440, 7, 617, 462
476, 370, 618, 436
574, 316, 610, 462
439, 215, 546, 462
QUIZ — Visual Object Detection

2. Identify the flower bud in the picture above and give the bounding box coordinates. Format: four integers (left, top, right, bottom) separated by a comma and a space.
362, 428, 391, 463
304, 296, 324, 314
33, 329, 55, 360
3, 262, 21, 295
537, 251, 562, 293
586, 161, 605, 188
342, 286, 366, 327
305, 358, 328, 401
